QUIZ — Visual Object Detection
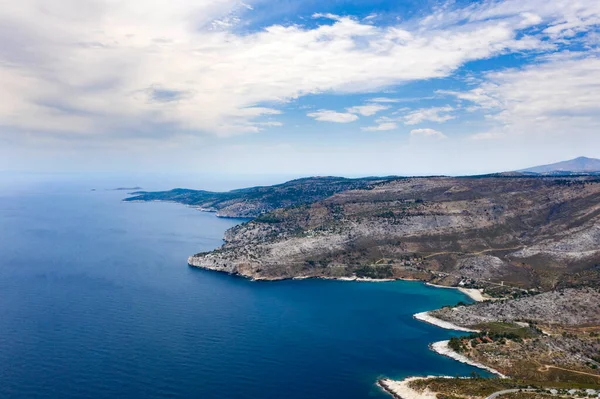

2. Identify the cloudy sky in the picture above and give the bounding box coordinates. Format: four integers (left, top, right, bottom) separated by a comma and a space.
1, 0, 600, 177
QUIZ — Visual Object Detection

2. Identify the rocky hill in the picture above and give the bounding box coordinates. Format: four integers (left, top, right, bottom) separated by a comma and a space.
124, 176, 394, 218
430, 287, 600, 327
187, 176, 600, 289
428, 287, 600, 383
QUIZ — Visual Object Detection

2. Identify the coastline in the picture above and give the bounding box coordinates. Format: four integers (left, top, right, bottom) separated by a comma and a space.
379, 296, 506, 399
414, 311, 478, 333
378, 377, 439, 399
189, 261, 487, 289
189, 260, 508, 393
430, 340, 506, 378
261, 276, 396, 283
188, 261, 411, 283
377, 339, 506, 399
425, 282, 487, 302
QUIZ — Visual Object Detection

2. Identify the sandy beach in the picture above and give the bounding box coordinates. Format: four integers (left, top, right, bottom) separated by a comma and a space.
425, 283, 487, 302
413, 311, 478, 332
458, 287, 486, 302
430, 340, 506, 378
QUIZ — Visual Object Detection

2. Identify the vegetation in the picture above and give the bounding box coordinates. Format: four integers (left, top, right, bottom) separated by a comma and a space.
354, 265, 393, 279
125, 176, 397, 218
409, 376, 600, 399
409, 377, 522, 397
474, 322, 540, 339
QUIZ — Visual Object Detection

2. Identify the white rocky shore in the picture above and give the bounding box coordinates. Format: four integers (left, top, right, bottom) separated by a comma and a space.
430, 340, 506, 378
378, 377, 439, 399
414, 311, 478, 333
378, 341, 506, 399
292, 276, 395, 282
380, 300, 506, 399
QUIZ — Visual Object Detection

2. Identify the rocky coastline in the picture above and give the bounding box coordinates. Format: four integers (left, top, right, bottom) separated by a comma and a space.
429, 340, 506, 378
378, 377, 439, 399
187, 257, 476, 289
413, 311, 479, 333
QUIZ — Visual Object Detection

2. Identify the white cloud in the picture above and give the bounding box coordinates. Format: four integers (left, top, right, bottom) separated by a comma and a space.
346, 104, 390, 116
418, 0, 600, 40
362, 122, 398, 131
369, 97, 400, 103
312, 13, 343, 21
402, 106, 455, 125
410, 128, 448, 140
447, 52, 600, 140
0, 0, 599, 140
307, 110, 359, 123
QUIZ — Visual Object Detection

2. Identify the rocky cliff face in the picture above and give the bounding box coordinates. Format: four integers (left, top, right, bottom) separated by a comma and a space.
188, 176, 600, 288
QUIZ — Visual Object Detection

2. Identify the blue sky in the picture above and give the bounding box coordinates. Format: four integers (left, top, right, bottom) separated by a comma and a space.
1, 0, 599, 178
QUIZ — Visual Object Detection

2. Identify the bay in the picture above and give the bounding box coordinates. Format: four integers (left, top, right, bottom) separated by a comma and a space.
0, 179, 484, 399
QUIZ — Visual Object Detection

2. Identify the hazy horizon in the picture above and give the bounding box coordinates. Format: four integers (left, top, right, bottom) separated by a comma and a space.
2, 154, 599, 195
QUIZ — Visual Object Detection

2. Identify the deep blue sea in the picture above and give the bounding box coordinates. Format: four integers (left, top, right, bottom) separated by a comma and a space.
0, 177, 484, 399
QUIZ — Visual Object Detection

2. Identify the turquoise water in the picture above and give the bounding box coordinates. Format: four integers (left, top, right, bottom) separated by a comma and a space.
0, 179, 484, 398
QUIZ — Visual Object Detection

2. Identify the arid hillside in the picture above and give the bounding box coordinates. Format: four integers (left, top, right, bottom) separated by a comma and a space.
429, 288, 600, 384
188, 176, 600, 289
124, 176, 393, 218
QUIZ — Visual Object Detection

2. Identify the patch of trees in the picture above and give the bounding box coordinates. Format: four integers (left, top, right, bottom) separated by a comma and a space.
448, 337, 464, 352
255, 214, 283, 223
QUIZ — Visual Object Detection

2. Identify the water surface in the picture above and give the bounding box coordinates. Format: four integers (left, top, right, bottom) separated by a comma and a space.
0, 180, 483, 399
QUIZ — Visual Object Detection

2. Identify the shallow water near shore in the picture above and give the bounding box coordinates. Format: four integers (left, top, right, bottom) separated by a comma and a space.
0, 179, 487, 399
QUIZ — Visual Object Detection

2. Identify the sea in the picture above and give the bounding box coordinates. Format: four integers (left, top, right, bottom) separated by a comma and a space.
0, 175, 485, 399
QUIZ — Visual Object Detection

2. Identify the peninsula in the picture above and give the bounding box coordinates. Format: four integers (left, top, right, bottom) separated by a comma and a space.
127, 157, 600, 397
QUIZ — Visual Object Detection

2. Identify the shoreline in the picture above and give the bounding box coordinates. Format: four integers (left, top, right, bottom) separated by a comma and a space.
378, 377, 439, 399
260, 275, 396, 283
414, 311, 479, 333
425, 282, 487, 302
189, 262, 421, 284
430, 340, 506, 378
189, 262, 487, 289
189, 262, 508, 392
377, 339, 507, 399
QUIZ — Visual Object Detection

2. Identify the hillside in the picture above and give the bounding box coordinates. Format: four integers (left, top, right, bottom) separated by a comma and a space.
519, 157, 600, 175
188, 176, 600, 289
124, 176, 395, 217
431, 287, 600, 327
427, 288, 600, 384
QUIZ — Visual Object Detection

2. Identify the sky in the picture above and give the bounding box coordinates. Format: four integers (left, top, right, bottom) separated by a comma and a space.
1, 0, 600, 178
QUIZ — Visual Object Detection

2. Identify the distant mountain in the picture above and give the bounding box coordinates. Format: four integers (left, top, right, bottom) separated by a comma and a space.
519, 156, 600, 175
